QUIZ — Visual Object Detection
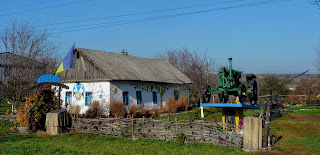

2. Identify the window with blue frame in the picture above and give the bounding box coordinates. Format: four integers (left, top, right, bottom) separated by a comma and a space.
123, 92, 129, 106
153, 91, 158, 104
136, 91, 142, 104
65, 91, 72, 106
85, 92, 93, 106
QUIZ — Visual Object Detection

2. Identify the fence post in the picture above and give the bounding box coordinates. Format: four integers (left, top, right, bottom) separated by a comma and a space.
131, 115, 134, 139
175, 118, 177, 139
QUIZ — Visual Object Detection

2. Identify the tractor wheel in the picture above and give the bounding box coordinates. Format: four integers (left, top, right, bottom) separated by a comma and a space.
223, 96, 229, 103
247, 80, 258, 104
218, 91, 225, 103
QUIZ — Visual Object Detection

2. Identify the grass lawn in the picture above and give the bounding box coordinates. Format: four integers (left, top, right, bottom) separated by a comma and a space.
269, 113, 320, 154
164, 106, 319, 154
0, 102, 12, 114
0, 134, 243, 155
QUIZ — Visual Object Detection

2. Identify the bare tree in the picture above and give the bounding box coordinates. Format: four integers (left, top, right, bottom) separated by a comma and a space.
315, 42, 320, 73
156, 48, 216, 106
310, 0, 320, 7
0, 19, 58, 109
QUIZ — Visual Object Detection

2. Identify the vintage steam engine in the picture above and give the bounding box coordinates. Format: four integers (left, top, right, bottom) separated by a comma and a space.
202, 58, 258, 104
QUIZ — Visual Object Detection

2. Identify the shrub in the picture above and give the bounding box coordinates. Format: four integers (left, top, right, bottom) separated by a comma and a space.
86, 101, 103, 119
16, 87, 59, 133
149, 108, 164, 118
129, 105, 137, 118
110, 100, 126, 118
27, 88, 60, 133
0, 120, 17, 134
68, 105, 81, 118
140, 110, 152, 118
166, 97, 177, 113
177, 96, 189, 111
288, 94, 301, 105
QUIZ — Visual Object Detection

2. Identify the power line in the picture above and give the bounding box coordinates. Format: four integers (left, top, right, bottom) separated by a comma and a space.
35, 0, 245, 27
0, 0, 88, 17
0, 0, 54, 12
51, 0, 293, 34
45, 0, 246, 31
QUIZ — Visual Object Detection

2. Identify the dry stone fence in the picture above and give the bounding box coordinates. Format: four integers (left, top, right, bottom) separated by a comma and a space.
0, 114, 15, 122
71, 118, 242, 147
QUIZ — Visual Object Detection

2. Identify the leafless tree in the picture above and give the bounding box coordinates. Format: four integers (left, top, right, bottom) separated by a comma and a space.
156, 48, 216, 106
0, 19, 58, 109
315, 42, 320, 73
310, 0, 320, 7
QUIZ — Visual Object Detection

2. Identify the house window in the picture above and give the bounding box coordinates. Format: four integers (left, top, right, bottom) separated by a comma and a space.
136, 91, 142, 104
76, 52, 80, 59
85, 92, 93, 106
153, 91, 158, 104
174, 90, 179, 100
65, 91, 72, 106
123, 91, 129, 106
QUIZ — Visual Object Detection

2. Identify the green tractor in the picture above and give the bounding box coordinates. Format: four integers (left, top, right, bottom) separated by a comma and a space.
202, 58, 258, 104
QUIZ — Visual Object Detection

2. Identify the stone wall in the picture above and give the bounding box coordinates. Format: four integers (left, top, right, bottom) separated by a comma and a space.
0, 114, 16, 122
71, 118, 242, 147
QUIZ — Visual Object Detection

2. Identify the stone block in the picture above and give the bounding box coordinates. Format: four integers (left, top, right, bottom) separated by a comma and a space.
243, 117, 262, 151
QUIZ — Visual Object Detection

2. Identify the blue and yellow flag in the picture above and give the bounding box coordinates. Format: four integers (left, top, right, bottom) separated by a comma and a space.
55, 43, 75, 75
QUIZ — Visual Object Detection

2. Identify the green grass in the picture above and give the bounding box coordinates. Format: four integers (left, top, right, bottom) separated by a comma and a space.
0, 102, 11, 114
161, 107, 222, 122
0, 102, 26, 114
0, 134, 243, 155
269, 113, 320, 154
285, 105, 320, 114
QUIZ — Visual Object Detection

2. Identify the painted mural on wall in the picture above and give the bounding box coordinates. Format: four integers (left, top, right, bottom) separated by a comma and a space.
73, 83, 85, 101
110, 84, 120, 99
94, 85, 108, 104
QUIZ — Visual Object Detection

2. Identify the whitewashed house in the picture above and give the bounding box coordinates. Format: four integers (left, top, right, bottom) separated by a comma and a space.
58, 48, 191, 114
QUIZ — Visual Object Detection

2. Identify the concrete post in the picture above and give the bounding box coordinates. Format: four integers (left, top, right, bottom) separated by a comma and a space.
243, 117, 262, 151
200, 106, 204, 118
46, 112, 60, 135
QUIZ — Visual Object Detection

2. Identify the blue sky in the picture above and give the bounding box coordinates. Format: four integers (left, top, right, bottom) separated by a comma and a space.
0, 0, 319, 73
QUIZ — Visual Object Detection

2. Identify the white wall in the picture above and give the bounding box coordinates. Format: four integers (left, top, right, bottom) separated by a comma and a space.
110, 81, 188, 109
58, 82, 110, 114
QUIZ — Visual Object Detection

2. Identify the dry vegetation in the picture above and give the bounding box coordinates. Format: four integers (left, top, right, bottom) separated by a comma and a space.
86, 101, 104, 119
68, 105, 81, 118
110, 100, 127, 118
166, 96, 189, 113
65, 96, 190, 119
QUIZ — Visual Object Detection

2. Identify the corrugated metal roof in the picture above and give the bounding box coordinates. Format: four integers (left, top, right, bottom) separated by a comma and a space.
78, 48, 192, 84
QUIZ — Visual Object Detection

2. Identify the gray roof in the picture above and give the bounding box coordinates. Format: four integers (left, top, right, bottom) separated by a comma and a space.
78, 48, 192, 84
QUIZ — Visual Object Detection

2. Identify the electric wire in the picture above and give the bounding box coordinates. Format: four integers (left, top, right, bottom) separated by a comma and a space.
0, 0, 88, 17
0, 0, 54, 12
50, 0, 293, 34
35, 0, 245, 27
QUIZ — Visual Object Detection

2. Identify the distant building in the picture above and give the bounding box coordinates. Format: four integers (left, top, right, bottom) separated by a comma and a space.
58, 48, 192, 114
0, 52, 45, 101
